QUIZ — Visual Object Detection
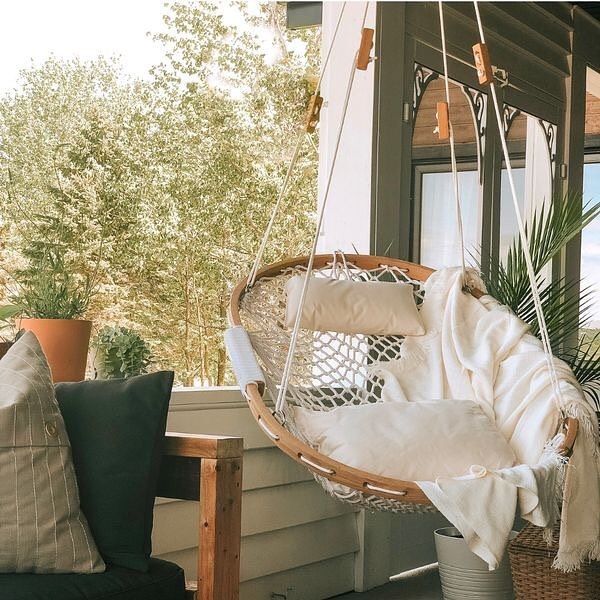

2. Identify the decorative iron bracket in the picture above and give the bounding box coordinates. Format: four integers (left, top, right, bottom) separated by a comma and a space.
502, 105, 521, 138
462, 85, 487, 183
538, 119, 557, 179
413, 64, 439, 123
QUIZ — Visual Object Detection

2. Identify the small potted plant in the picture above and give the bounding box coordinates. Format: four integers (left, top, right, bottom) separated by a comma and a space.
92, 326, 153, 379
11, 242, 98, 382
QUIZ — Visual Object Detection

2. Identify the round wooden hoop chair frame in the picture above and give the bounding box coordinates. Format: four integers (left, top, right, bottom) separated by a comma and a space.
229, 254, 579, 505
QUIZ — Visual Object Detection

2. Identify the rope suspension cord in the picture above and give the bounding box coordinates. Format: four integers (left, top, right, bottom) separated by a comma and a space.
471, 1, 567, 418
247, 2, 348, 288
306, 131, 320, 156
437, 1, 467, 281
276, 2, 372, 413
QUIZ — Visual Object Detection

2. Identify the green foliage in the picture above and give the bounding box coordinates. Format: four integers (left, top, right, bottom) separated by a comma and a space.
11, 244, 96, 319
482, 195, 600, 384
0, 304, 20, 321
0, 2, 319, 385
6, 179, 102, 319
484, 196, 599, 325
0, 304, 21, 341
93, 326, 153, 379
563, 332, 600, 387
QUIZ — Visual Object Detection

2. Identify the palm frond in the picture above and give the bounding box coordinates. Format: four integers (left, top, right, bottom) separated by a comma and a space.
479, 193, 600, 396
483, 195, 600, 320
561, 332, 600, 387
516, 279, 595, 351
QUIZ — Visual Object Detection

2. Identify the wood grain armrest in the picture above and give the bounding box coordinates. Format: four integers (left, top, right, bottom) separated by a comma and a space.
159, 432, 243, 600
163, 432, 243, 459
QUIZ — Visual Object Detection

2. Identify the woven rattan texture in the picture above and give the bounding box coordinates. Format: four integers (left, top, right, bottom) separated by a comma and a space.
240, 260, 436, 513
508, 523, 600, 599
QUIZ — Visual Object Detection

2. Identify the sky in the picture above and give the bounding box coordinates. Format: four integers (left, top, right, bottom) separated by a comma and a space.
0, 0, 299, 97
0, 0, 305, 96
0, 0, 167, 94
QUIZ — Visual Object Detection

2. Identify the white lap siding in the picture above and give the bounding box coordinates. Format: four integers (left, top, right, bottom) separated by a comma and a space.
152, 388, 360, 600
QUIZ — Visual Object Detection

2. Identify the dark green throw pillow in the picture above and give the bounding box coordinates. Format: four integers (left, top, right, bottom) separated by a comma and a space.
55, 371, 174, 572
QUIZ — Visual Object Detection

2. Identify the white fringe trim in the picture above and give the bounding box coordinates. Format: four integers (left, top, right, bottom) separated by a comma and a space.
537, 440, 569, 546
565, 401, 599, 458
553, 538, 600, 572
549, 403, 600, 571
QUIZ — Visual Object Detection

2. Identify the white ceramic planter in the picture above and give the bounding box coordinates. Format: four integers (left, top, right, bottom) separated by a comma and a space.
435, 527, 515, 600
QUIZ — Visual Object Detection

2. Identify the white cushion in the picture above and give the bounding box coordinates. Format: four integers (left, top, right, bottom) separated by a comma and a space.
285, 276, 425, 336
292, 400, 516, 482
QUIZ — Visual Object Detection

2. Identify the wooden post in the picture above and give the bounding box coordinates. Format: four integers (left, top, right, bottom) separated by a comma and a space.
305, 93, 324, 133
198, 457, 243, 600
356, 28, 375, 71
159, 433, 244, 600
472, 42, 493, 86
436, 101, 450, 140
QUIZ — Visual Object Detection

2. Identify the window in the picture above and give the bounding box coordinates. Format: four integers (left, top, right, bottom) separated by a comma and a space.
582, 67, 600, 339
582, 162, 600, 333
411, 64, 557, 273
418, 170, 481, 269
499, 109, 555, 261
412, 70, 483, 268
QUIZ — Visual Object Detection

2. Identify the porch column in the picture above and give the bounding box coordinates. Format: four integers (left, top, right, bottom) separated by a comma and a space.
317, 2, 376, 254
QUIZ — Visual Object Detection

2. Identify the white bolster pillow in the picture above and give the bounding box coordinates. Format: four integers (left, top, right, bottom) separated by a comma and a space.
284, 275, 426, 336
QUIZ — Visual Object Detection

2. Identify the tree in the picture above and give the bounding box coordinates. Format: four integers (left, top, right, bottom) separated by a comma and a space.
0, 1, 320, 386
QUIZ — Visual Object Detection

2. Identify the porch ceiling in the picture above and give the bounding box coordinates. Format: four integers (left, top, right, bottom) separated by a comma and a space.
572, 2, 600, 21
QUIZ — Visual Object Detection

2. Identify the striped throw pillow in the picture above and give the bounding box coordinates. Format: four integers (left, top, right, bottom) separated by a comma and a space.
0, 331, 104, 573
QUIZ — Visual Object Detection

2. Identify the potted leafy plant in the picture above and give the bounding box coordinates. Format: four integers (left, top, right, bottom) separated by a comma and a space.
10, 232, 99, 382
2, 149, 105, 382
92, 326, 153, 379
486, 198, 600, 600
434, 197, 600, 596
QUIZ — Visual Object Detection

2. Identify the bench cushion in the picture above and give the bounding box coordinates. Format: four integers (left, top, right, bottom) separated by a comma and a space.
0, 557, 185, 600
55, 373, 174, 572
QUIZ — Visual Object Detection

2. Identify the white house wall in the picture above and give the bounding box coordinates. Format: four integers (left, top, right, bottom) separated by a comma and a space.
317, 1, 375, 255
152, 388, 361, 600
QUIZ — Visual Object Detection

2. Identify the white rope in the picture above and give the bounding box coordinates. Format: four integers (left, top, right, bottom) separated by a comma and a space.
247, 2, 348, 288
438, 1, 467, 280
306, 131, 320, 155
332, 250, 351, 279
248, 137, 303, 287
276, 2, 371, 413
472, 1, 566, 417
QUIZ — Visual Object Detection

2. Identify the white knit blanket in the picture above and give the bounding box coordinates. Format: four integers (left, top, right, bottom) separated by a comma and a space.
371, 268, 600, 571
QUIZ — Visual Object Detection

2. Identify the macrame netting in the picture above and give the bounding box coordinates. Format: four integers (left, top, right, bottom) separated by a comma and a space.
240, 258, 436, 513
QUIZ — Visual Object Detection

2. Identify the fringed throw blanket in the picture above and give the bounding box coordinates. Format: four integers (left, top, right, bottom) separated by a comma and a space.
370, 268, 600, 571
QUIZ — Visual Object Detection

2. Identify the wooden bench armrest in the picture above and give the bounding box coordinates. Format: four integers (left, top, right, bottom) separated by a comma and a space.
164, 431, 243, 459
159, 432, 243, 600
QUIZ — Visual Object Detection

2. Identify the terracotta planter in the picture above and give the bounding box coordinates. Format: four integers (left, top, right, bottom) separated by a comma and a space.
0, 341, 12, 361
20, 319, 92, 383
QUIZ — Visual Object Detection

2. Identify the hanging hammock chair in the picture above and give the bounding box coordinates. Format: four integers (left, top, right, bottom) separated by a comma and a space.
228, 253, 579, 513
226, 0, 581, 514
